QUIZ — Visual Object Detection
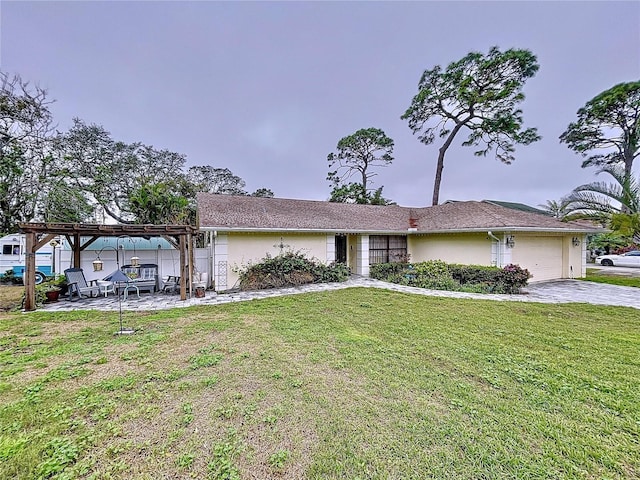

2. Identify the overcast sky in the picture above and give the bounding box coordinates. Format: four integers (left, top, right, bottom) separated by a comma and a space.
2, 1, 639, 208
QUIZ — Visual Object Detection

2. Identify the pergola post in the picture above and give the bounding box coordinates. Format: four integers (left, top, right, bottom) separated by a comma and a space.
24, 232, 36, 311
73, 233, 81, 267
188, 233, 194, 298
179, 234, 187, 301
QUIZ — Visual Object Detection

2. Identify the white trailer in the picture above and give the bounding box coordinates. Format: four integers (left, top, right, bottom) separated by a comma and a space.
0, 234, 55, 284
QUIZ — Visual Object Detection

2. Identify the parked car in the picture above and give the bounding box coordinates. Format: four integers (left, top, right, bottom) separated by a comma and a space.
595, 250, 640, 267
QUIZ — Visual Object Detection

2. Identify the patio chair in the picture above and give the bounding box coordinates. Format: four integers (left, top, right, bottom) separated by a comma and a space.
162, 275, 179, 294
64, 267, 101, 301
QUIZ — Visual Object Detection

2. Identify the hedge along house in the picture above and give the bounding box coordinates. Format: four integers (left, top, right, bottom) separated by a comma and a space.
196, 194, 601, 291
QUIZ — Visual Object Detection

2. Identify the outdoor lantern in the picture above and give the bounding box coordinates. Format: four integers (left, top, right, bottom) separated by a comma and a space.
94, 245, 119, 272
572, 237, 581, 247
93, 257, 104, 272
505, 235, 516, 248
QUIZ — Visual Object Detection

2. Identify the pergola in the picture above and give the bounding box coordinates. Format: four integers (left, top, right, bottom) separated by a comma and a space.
18, 222, 199, 311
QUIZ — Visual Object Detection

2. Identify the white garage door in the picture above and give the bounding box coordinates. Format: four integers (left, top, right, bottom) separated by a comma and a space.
511, 237, 563, 282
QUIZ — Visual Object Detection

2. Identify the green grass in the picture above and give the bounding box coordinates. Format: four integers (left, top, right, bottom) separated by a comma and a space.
0, 285, 22, 311
0, 288, 638, 479
582, 268, 640, 287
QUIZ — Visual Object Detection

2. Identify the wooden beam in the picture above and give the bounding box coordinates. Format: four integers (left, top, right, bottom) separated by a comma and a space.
161, 234, 179, 250
19, 222, 198, 237
34, 233, 57, 251
79, 236, 100, 251
24, 232, 36, 311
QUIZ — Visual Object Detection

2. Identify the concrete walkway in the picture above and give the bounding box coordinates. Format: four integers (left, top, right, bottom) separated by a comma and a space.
38, 276, 640, 312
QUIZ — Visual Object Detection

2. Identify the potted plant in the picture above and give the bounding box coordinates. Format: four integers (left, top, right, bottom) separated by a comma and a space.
39, 276, 67, 302
43, 282, 61, 302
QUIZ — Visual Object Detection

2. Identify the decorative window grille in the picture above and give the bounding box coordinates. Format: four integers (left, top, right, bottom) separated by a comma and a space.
369, 235, 407, 264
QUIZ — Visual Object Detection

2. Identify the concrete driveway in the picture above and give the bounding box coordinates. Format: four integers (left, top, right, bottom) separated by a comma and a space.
523, 280, 640, 309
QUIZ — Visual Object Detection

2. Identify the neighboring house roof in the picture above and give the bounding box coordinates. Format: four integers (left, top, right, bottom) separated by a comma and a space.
197, 193, 601, 234
446, 199, 551, 216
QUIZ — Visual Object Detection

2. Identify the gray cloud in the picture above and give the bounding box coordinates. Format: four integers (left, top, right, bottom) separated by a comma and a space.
2, 1, 638, 207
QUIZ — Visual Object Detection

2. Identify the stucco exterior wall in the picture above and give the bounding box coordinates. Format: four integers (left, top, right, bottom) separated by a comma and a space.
210, 230, 587, 290
408, 233, 492, 265
347, 235, 358, 273
220, 232, 329, 290
409, 232, 586, 282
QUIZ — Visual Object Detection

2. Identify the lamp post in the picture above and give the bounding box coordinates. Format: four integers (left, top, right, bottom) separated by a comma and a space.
49, 239, 59, 277
109, 269, 135, 335
92, 243, 134, 335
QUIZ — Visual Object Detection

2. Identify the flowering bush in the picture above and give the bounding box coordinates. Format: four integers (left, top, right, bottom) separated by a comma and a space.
239, 251, 349, 290
497, 264, 532, 294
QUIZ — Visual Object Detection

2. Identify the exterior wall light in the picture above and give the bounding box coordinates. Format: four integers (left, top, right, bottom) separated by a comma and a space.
505, 235, 516, 248
572, 237, 580, 247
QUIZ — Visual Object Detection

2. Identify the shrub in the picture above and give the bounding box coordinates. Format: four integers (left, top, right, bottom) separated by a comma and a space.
370, 260, 531, 294
411, 260, 459, 290
0, 269, 18, 284
313, 261, 350, 283
239, 251, 349, 291
448, 264, 501, 285
496, 264, 532, 294
370, 262, 408, 280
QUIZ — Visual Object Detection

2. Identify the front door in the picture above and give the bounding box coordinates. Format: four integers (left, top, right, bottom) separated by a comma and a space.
335, 235, 347, 264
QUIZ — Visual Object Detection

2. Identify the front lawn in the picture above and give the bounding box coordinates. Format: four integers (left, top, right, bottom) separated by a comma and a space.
583, 268, 640, 288
0, 285, 22, 311
1, 289, 638, 479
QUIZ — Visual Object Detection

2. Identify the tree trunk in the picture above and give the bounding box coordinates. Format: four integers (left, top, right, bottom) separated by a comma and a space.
431, 123, 466, 206
622, 153, 634, 214
432, 149, 446, 206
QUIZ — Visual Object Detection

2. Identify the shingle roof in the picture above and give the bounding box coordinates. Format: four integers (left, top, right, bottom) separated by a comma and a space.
197, 194, 410, 231
413, 201, 591, 232
196, 193, 599, 233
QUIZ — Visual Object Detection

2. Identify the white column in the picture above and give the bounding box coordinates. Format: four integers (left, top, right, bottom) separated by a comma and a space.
213, 234, 228, 292
356, 235, 370, 277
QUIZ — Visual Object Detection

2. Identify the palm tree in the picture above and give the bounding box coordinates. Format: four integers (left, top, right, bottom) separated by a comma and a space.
538, 197, 571, 220
564, 165, 639, 225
